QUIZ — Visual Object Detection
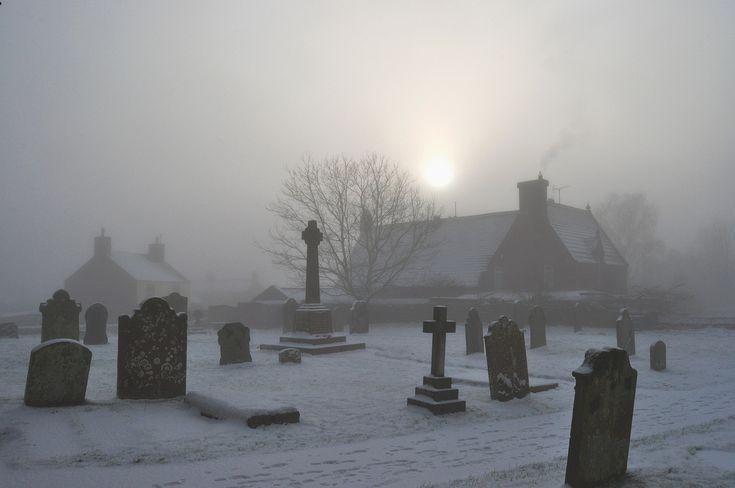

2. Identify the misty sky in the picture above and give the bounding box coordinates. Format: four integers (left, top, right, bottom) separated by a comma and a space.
1, 1, 734, 310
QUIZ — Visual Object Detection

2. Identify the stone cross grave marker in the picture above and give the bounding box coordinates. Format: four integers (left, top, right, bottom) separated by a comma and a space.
565, 347, 637, 488
24, 339, 92, 407
84, 302, 108, 345
464, 307, 484, 355
303, 220, 323, 304
40, 289, 81, 342
406, 306, 466, 415
616, 308, 635, 356
650, 340, 666, 371
349, 300, 369, 334
217, 322, 252, 365
528, 305, 547, 349
484, 315, 530, 401
117, 297, 187, 399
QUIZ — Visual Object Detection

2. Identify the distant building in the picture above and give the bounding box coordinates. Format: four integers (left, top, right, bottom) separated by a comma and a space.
65, 231, 190, 316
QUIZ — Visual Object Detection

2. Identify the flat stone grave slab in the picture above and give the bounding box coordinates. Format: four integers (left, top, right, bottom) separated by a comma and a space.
185, 391, 300, 428
260, 332, 365, 355
449, 366, 559, 393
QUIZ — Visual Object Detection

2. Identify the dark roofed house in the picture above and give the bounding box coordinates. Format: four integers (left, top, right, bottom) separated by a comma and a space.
65, 231, 190, 317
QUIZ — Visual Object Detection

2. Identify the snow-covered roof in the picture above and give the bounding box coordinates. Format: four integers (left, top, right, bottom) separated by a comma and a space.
111, 252, 188, 283
391, 212, 517, 287
547, 204, 626, 266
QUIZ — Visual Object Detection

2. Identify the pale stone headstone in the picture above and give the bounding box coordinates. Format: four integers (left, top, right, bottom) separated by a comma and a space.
164, 292, 188, 314
484, 315, 529, 401
464, 307, 484, 355
616, 308, 635, 356
217, 322, 252, 365
565, 347, 637, 488
528, 305, 547, 349
350, 300, 369, 334
24, 339, 92, 407
282, 298, 298, 334
40, 289, 81, 342
117, 297, 187, 399
279, 348, 301, 364
83, 303, 108, 345
650, 340, 666, 371
0, 322, 19, 339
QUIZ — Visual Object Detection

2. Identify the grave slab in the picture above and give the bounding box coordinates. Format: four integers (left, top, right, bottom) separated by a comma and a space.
185, 391, 300, 428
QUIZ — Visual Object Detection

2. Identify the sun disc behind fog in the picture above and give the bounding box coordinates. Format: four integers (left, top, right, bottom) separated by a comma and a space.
424, 157, 454, 188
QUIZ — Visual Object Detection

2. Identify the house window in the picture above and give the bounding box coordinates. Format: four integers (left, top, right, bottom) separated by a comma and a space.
146, 283, 155, 298
543, 265, 554, 290
494, 267, 505, 290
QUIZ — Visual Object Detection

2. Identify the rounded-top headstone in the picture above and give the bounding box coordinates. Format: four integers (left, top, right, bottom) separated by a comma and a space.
52, 289, 70, 301
217, 322, 252, 365
279, 348, 301, 364
84, 303, 109, 345
24, 339, 92, 407
649, 340, 666, 371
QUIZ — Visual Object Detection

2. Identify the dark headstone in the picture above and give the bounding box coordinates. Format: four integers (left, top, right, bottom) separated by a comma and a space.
464, 307, 484, 355
484, 316, 530, 401
117, 297, 187, 399
282, 298, 298, 334
616, 308, 635, 356
650, 340, 666, 371
164, 292, 188, 314
83, 303, 108, 345
217, 322, 252, 365
0, 322, 19, 338
24, 339, 92, 407
528, 305, 547, 349
407, 306, 466, 415
279, 348, 301, 363
565, 347, 637, 488
349, 300, 369, 334
572, 302, 582, 332
39, 289, 81, 342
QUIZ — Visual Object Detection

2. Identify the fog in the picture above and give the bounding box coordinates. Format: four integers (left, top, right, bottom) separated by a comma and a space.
1, 1, 734, 312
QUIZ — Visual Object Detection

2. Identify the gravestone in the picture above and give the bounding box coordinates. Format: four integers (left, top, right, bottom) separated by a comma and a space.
40, 289, 81, 342
528, 305, 547, 349
83, 303, 108, 345
407, 306, 466, 415
217, 322, 252, 365
464, 307, 484, 354
24, 339, 92, 407
279, 348, 301, 364
650, 340, 666, 371
117, 297, 187, 399
349, 300, 369, 334
484, 315, 530, 401
282, 298, 298, 334
0, 322, 19, 338
164, 292, 188, 314
572, 302, 582, 333
616, 308, 635, 356
565, 347, 637, 488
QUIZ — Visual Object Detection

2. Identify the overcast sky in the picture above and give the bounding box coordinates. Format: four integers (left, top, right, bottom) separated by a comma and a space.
1, 1, 734, 310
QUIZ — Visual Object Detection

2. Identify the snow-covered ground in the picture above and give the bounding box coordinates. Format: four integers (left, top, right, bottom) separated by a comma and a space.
1, 323, 734, 487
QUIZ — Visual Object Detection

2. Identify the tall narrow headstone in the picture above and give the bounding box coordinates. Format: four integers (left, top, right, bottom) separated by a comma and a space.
464, 308, 484, 355
40, 289, 81, 342
24, 339, 92, 407
349, 300, 369, 334
282, 298, 298, 334
407, 306, 466, 415
650, 341, 666, 371
164, 292, 188, 314
528, 305, 547, 349
616, 308, 635, 356
217, 322, 252, 365
83, 303, 108, 345
565, 347, 637, 488
117, 297, 187, 399
484, 316, 530, 401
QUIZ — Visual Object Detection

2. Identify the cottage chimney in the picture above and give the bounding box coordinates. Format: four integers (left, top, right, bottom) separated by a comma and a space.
94, 228, 111, 258
517, 173, 550, 221
148, 237, 165, 263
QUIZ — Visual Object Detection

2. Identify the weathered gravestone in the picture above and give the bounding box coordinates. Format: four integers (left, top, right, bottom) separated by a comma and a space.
565, 347, 637, 488
217, 322, 252, 365
282, 298, 298, 334
164, 292, 188, 314
616, 308, 635, 356
350, 300, 369, 334
83, 303, 108, 345
279, 348, 301, 364
464, 307, 484, 355
40, 289, 82, 342
528, 305, 547, 349
484, 315, 530, 401
650, 340, 666, 371
117, 297, 187, 399
0, 322, 19, 338
24, 339, 92, 407
407, 306, 466, 415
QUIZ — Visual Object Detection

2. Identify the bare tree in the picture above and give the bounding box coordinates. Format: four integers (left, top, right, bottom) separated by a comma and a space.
263, 153, 438, 300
